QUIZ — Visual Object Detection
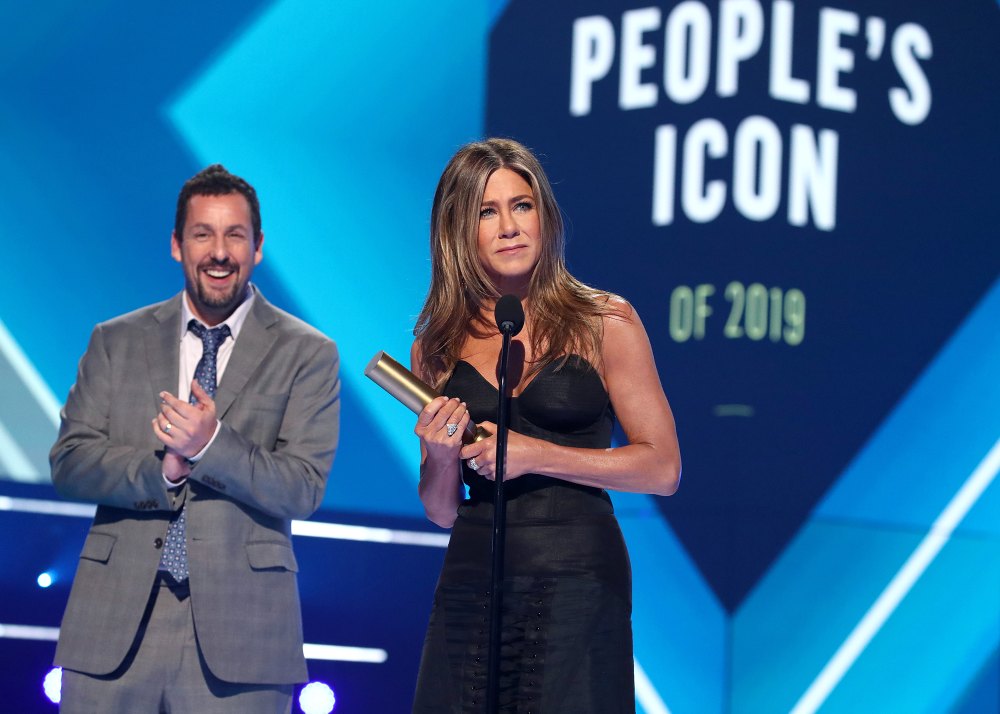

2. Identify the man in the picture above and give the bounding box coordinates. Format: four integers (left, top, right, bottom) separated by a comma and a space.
51, 164, 340, 713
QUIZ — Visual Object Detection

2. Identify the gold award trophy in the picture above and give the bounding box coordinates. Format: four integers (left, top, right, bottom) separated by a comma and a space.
364, 351, 490, 444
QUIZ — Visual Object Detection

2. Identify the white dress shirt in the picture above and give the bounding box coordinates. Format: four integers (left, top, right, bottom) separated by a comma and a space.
163, 285, 256, 485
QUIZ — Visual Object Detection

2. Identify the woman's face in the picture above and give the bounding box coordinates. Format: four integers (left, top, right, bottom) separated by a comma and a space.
476, 168, 541, 295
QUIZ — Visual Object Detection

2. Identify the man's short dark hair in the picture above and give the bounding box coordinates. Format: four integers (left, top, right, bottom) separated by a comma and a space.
174, 164, 262, 243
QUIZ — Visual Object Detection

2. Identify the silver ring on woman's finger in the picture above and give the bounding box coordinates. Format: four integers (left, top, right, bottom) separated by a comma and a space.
468, 457, 480, 472
164, 421, 173, 434
446, 423, 459, 437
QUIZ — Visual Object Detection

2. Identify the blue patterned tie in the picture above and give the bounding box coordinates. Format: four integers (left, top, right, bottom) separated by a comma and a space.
159, 320, 231, 582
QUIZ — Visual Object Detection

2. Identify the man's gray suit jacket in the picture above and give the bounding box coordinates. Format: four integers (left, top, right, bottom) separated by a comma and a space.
50, 290, 340, 685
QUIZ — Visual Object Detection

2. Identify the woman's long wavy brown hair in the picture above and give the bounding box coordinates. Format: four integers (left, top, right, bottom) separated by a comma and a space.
414, 138, 625, 389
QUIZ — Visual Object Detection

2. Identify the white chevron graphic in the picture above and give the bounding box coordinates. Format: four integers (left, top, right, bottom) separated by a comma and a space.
0, 317, 62, 482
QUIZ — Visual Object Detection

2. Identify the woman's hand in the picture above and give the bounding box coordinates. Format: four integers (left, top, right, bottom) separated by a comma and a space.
415, 396, 470, 465
415, 396, 471, 527
459, 420, 540, 481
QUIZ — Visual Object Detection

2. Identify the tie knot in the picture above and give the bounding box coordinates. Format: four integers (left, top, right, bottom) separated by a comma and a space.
188, 320, 231, 354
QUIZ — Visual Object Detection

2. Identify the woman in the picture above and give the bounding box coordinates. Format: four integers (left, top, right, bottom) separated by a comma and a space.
411, 138, 680, 713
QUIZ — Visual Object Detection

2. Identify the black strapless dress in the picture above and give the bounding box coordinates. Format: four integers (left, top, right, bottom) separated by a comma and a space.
412, 357, 635, 713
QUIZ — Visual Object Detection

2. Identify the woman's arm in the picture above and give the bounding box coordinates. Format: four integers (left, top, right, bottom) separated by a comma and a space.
412, 342, 470, 527
460, 300, 681, 496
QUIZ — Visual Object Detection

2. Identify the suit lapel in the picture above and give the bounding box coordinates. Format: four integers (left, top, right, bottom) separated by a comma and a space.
146, 294, 183, 403
214, 294, 279, 418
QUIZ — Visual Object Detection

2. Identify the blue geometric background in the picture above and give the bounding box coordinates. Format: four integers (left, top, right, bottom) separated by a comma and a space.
0, 1, 997, 712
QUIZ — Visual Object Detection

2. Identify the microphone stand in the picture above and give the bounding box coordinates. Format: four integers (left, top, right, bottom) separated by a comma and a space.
487, 320, 516, 713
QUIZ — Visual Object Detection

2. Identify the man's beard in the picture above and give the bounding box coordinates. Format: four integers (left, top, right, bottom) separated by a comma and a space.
188, 260, 247, 318
196, 276, 243, 311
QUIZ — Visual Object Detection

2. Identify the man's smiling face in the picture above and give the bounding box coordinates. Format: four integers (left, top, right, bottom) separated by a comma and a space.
170, 192, 263, 326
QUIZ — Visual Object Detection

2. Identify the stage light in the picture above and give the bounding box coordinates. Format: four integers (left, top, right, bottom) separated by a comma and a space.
298, 681, 335, 714
43, 667, 61, 705
37, 572, 54, 588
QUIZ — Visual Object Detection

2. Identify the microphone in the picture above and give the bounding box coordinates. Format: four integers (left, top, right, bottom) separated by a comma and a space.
364, 351, 490, 443
494, 294, 524, 336
485, 294, 523, 710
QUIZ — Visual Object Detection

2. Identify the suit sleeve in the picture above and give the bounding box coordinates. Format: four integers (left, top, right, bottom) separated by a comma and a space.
49, 324, 175, 511
188, 337, 340, 520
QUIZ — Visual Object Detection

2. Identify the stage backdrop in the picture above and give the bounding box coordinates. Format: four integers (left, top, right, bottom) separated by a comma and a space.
0, 1, 997, 712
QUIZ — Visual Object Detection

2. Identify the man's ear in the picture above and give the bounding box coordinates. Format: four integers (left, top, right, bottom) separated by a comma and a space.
171, 231, 183, 263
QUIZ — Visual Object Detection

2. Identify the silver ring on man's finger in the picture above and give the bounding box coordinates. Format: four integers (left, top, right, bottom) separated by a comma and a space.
446, 423, 459, 437
468, 457, 480, 472
164, 421, 173, 434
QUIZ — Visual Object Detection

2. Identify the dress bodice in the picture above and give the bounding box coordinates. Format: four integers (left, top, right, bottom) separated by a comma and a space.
443, 356, 616, 520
